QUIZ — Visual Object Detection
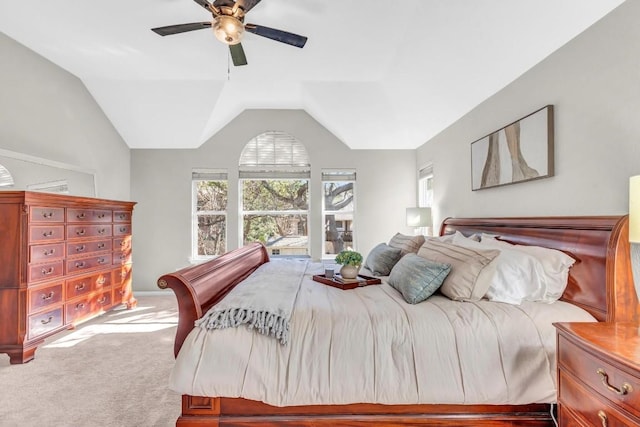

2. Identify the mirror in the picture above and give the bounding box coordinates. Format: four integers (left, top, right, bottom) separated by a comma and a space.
0, 149, 96, 197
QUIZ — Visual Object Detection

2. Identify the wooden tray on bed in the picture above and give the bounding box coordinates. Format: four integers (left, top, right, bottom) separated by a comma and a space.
312, 273, 382, 290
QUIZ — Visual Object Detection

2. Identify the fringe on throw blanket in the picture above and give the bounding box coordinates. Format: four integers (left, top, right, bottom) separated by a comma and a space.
195, 259, 308, 345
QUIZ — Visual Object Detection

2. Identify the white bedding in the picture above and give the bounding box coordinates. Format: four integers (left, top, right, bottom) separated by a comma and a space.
169, 261, 596, 406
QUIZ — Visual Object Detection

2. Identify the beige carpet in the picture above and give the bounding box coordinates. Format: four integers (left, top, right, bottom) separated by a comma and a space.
0, 295, 182, 427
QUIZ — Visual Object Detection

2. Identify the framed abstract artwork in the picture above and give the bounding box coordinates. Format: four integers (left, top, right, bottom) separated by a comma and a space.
471, 105, 554, 190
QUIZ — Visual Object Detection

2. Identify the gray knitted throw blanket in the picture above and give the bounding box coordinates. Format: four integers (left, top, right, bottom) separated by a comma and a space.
195, 258, 308, 345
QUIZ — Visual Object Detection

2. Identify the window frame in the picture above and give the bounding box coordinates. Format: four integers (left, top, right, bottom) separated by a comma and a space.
322, 169, 357, 259
191, 170, 228, 261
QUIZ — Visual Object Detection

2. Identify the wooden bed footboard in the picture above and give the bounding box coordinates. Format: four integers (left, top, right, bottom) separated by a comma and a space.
158, 216, 638, 426
157, 242, 269, 356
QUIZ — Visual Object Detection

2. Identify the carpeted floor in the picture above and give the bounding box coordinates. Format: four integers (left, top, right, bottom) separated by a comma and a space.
0, 295, 182, 427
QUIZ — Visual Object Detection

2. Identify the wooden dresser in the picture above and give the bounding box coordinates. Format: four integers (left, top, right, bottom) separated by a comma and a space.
555, 322, 640, 426
0, 191, 136, 364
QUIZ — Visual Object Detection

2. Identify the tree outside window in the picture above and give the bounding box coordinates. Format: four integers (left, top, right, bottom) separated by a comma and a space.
194, 177, 227, 257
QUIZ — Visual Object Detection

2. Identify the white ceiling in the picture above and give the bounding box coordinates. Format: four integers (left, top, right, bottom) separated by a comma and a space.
0, 0, 626, 149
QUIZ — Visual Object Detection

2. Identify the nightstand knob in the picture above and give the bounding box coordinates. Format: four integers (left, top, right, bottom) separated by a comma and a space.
596, 368, 633, 395
597, 410, 608, 427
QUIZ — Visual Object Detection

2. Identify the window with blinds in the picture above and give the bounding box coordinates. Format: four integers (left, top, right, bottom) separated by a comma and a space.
192, 169, 228, 258
418, 164, 434, 235
239, 132, 310, 257
322, 170, 356, 256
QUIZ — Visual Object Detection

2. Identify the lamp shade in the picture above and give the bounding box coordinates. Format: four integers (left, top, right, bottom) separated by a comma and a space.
631, 176, 640, 243
406, 207, 432, 227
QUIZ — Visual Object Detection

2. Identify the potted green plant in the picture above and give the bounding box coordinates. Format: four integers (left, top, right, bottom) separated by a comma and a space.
334, 250, 363, 279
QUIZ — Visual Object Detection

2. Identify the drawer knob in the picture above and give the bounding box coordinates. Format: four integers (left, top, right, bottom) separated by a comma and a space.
76, 229, 86, 236
75, 283, 86, 291
98, 228, 106, 235
42, 212, 54, 219
75, 261, 86, 269
40, 316, 53, 325
76, 245, 86, 252
76, 303, 85, 310
76, 213, 86, 219
41, 267, 54, 275
596, 368, 633, 395
41, 291, 55, 301
42, 230, 54, 237
597, 410, 608, 427
97, 213, 105, 218
43, 248, 56, 256
98, 297, 107, 304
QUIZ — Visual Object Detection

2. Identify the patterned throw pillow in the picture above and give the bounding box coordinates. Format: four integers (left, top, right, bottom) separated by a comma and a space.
388, 254, 452, 304
388, 233, 426, 256
417, 240, 499, 301
364, 243, 403, 276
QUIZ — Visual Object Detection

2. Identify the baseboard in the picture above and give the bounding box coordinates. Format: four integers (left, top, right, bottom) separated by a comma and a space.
133, 290, 175, 297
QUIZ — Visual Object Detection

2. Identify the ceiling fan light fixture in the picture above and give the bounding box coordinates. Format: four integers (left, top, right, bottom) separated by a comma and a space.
213, 15, 244, 45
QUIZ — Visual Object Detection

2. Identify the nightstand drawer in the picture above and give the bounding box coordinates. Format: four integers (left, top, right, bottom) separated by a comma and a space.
559, 370, 639, 427
559, 334, 640, 417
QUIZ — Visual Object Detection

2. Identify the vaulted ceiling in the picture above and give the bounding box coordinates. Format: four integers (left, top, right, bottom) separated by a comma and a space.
0, 0, 626, 149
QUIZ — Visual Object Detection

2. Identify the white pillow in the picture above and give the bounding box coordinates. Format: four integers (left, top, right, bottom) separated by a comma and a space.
453, 232, 545, 304
481, 234, 575, 302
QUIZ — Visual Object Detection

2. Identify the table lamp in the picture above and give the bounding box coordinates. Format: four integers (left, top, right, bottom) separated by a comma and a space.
406, 207, 432, 235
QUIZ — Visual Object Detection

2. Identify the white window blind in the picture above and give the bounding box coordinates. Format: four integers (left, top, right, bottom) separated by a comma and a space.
0, 164, 14, 187
192, 169, 228, 181
321, 169, 356, 182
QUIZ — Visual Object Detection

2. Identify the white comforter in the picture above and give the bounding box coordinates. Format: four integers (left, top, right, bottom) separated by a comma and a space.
169, 261, 596, 406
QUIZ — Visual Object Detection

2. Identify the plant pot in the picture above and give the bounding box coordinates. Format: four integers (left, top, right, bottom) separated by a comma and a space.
340, 265, 360, 279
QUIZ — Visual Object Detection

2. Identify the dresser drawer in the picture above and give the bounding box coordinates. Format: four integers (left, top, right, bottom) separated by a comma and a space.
29, 282, 64, 313
113, 250, 132, 266
66, 271, 112, 299
66, 291, 111, 324
559, 370, 639, 427
67, 208, 112, 223
29, 225, 65, 243
28, 260, 64, 282
114, 236, 132, 253
28, 307, 64, 339
113, 211, 131, 222
559, 334, 640, 417
29, 206, 64, 223
66, 255, 111, 274
67, 224, 112, 239
29, 242, 65, 263
66, 239, 112, 257
113, 223, 132, 236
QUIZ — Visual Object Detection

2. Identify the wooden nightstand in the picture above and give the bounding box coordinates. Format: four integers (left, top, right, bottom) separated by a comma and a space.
555, 322, 640, 426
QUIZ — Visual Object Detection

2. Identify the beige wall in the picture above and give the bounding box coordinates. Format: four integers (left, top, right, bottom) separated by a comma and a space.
0, 32, 131, 201
131, 109, 416, 291
417, 0, 640, 230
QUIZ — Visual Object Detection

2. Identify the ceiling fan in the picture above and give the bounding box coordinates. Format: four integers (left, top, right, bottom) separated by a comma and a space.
151, 0, 308, 66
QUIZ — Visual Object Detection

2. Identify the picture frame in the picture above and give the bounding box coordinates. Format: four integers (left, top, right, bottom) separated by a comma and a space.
471, 105, 554, 191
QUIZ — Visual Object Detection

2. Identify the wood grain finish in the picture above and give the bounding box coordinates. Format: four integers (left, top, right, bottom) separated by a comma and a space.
160, 216, 636, 426
555, 322, 640, 426
0, 191, 136, 364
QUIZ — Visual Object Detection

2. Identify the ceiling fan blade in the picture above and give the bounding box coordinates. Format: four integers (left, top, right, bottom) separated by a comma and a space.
235, 0, 262, 13
229, 43, 248, 66
151, 22, 212, 36
193, 0, 214, 11
245, 24, 307, 48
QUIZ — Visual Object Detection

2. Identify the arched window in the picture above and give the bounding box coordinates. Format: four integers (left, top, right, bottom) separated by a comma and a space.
0, 164, 15, 187
239, 131, 310, 257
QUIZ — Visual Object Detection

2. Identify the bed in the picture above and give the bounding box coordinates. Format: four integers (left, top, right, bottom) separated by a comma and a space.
157, 216, 639, 426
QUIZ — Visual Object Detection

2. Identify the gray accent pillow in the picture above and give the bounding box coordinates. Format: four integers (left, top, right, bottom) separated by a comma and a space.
417, 240, 499, 301
388, 254, 452, 304
364, 243, 403, 276
388, 233, 426, 256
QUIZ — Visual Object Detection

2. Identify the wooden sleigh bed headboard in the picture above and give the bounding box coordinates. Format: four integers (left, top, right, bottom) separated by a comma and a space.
440, 215, 638, 323
157, 215, 639, 427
